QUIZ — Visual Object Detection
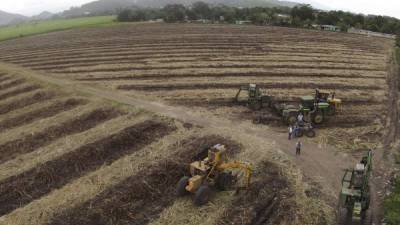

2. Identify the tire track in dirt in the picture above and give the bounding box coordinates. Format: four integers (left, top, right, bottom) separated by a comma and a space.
0, 120, 175, 217
0, 108, 120, 165
0, 98, 87, 132
48, 135, 241, 225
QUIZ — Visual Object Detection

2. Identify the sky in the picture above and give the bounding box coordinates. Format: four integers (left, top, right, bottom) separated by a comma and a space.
0, 0, 399, 18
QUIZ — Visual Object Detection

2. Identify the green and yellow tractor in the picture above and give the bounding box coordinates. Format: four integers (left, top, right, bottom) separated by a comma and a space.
338, 150, 372, 225
276, 90, 342, 125
234, 84, 272, 110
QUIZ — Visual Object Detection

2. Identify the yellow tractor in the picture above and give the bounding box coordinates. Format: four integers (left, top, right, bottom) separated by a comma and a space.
176, 144, 253, 205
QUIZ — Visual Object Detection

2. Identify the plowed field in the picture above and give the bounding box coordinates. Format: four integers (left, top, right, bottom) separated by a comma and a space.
0, 23, 395, 225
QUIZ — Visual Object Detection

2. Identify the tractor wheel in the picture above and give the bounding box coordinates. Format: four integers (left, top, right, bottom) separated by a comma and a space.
194, 185, 211, 206
305, 129, 316, 138
253, 117, 262, 124
361, 209, 373, 225
216, 172, 234, 191
327, 105, 336, 116
287, 112, 298, 125
250, 101, 262, 110
176, 176, 189, 196
313, 112, 324, 124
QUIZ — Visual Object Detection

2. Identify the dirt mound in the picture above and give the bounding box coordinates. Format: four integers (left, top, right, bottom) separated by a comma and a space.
49, 135, 241, 225
217, 161, 293, 225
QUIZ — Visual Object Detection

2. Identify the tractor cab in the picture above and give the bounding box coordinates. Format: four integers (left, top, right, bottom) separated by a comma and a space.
316, 89, 342, 113
248, 84, 261, 98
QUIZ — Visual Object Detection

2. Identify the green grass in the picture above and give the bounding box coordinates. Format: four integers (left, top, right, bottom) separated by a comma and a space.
0, 16, 116, 41
384, 178, 400, 225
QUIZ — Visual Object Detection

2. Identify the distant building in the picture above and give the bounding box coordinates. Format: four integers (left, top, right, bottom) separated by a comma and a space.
235, 20, 252, 25
318, 25, 341, 32
348, 28, 395, 39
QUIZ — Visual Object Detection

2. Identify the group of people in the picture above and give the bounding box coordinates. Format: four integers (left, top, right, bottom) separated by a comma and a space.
288, 113, 305, 156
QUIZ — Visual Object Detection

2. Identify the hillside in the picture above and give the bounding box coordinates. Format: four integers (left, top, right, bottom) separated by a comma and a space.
0, 10, 27, 26
61, 0, 299, 17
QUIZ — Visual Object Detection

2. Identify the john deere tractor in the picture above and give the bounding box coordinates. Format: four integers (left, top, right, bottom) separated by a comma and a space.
338, 150, 372, 225
234, 84, 272, 110
276, 89, 342, 125
176, 144, 253, 205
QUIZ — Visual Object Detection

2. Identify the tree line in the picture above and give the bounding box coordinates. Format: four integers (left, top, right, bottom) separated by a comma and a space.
117, 2, 400, 35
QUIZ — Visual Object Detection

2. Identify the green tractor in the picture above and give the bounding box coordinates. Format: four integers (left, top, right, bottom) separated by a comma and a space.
338, 150, 372, 225
234, 84, 272, 110
276, 90, 341, 125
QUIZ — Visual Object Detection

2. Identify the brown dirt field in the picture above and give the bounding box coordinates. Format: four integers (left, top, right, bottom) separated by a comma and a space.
0, 108, 121, 164
0, 79, 25, 91
48, 135, 242, 225
0, 98, 87, 132
0, 119, 175, 216
0, 91, 55, 115
0, 76, 11, 83
0, 85, 40, 101
0, 23, 395, 225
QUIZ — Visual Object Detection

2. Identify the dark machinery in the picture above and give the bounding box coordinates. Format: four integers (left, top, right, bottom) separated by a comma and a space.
176, 144, 253, 206
276, 89, 342, 125
234, 84, 272, 110
338, 150, 372, 225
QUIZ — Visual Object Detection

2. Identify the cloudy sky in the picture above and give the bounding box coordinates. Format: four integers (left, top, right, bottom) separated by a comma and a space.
1, 0, 400, 18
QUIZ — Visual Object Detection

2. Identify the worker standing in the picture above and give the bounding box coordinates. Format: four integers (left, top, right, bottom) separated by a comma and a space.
296, 141, 302, 155
288, 126, 293, 140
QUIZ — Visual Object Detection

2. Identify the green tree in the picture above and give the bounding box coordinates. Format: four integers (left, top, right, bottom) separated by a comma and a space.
291, 4, 314, 21
192, 1, 211, 19
117, 9, 133, 22
163, 4, 186, 23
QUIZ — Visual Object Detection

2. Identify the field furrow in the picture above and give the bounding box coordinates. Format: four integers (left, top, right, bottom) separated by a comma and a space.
0, 85, 40, 101
0, 98, 87, 132
0, 91, 55, 116
49, 135, 240, 225
0, 108, 121, 165
0, 120, 175, 216
118, 82, 382, 91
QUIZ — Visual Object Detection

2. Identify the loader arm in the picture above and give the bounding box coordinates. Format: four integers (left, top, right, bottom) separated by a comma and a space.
218, 161, 253, 188
235, 86, 249, 102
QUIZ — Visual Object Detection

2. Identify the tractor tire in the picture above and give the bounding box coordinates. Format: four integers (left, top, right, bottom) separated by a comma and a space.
194, 185, 211, 206
216, 172, 234, 191
287, 112, 298, 125
253, 117, 262, 124
251, 101, 262, 111
176, 176, 189, 196
313, 112, 324, 124
328, 105, 336, 116
305, 129, 316, 138
361, 209, 373, 225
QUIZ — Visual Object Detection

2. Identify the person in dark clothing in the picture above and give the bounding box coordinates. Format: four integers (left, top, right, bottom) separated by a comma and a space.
296, 141, 302, 155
